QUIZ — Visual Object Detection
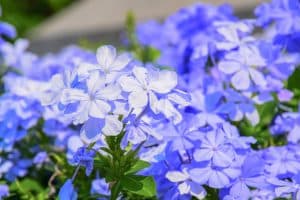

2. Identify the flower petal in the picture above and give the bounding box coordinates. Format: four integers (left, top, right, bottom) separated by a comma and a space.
111, 53, 131, 71
61, 89, 88, 104
218, 61, 241, 74
80, 118, 103, 143
96, 84, 121, 100
128, 90, 148, 109
166, 171, 189, 182
96, 45, 116, 71
89, 100, 111, 119
149, 70, 177, 93
231, 70, 250, 90
118, 76, 142, 92
102, 115, 123, 136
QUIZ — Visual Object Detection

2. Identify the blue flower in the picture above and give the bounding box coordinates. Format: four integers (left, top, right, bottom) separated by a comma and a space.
58, 179, 78, 200
72, 147, 96, 176
271, 112, 300, 143
229, 154, 269, 199
0, 184, 9, 200
0, 22, 16, 40
193, 129, 235, 167
91, 178, 110, 197
123, 117, 162, 145
61, 72, 121, 124
119, 66, 177, 110
263, 145, 300, 177
218, 46, 267, 90
189, 163, 240, 189
33, 151, 48, 165
77, 45, 131, 82
165, 169, 206, 199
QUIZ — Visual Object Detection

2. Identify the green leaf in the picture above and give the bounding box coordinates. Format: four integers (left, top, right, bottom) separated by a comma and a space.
256, 101, 277, 126
10, 179, 43, 193
120, 175, 143, 191
125, 160, 150, 175
110, 181, 122, 200
121, 175, 156, 197
287, 68, 300, 90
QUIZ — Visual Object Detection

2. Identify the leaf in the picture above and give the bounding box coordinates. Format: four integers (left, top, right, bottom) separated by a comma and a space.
142, 47, 161, 62
120, 175, 143, 191
11, 179, 43, 193
121, 175, 156, 197
256, 101, 277, 127
287, 68, 300, 91
125, 160, 150, 175
110, 181, 122, 200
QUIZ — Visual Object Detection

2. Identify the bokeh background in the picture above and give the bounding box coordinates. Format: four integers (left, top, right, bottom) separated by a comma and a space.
1, 0, 266, 54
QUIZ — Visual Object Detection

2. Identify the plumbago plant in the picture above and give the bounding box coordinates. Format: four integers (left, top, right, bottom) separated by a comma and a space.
1, 0, 300, 199
44, 45, 190, 199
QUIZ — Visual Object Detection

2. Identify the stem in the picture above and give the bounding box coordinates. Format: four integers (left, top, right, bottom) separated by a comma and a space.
71, 165, 81, 182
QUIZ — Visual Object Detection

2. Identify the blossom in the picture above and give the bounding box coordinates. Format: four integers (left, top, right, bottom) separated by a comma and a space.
229, 154, 268, 199
71, 147, 96, 176
218, 46, 267, 90
91, 178, 110, 197
33, 152, 48, 165
118, 66, 177, 110
61, 72, 121, 124
263, 146, 300, 176
268, 173, 300, 199
58, 179, 78, 200
0, 39, 36, 69
166, 169, 206, 199
193, 129, 235, 167
189, 164, 240, 189
77, 45, 131, 82
214, 20, 255, 51
0, 184, 9, 200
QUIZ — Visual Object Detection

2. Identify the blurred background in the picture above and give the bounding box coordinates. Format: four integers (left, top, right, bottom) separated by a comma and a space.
0, 0, 266, 54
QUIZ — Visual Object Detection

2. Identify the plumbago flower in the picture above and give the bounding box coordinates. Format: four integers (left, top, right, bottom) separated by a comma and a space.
43, 45, 189, 145
2, 0, 300, 199
271, 112, 300, 143
218, 45, 267, 91
41, 45, 190, 198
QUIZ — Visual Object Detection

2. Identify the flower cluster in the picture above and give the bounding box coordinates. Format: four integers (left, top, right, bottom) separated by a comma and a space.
0, 0, 300, 199
135, 0, 300, 199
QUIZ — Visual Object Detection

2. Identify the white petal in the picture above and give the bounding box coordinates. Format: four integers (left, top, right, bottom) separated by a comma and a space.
149, 70, 177, 93
128, 90, 148, 109
96, 84, 121, 100
73, 101, 90, 124
133, 66, 148, 87
61, 89, 88, 104
166, 171, 189, 182
248, 68, 267, 88
111, 53, 131, 71
96, 45, 116, 71
231, 70, 250, 90
178, 182, 190, 195
77, 63, 99, 81
118, 75, 142, 92
218, 27, 239, 43
102, 115, 123, 136
218, 61, 241, 74
89, 100, 111, 118
167, 90, 191, 106
245, 109, 259, 126
86, 72, 106, 94
154, 99, 182, 124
